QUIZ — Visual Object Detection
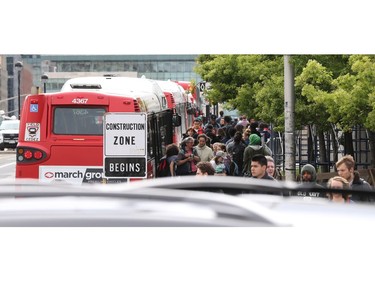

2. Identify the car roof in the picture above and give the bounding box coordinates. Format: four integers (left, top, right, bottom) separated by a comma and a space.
0, 179, 289, 227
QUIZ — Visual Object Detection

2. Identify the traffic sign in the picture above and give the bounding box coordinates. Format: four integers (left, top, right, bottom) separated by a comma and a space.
199, 82, 206, 92
104, 157, 146, 178
103, 113, 147, 178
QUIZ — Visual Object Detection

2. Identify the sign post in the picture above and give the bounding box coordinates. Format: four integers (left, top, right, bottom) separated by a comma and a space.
103, 113, 148, 178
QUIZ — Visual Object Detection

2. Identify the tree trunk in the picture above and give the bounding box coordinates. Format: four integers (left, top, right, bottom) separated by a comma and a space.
344, 131, 354, 156
330, 126, 338, 165
318, 130, 329, 173
307, 125, 314, 163
367, 130, 375, 168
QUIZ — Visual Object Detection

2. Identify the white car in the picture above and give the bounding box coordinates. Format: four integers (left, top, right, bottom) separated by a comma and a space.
0, 179, 289, 226
0, 119, 20, 150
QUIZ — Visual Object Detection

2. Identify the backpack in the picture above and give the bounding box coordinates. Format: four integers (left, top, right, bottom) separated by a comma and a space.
228, 161, 240, 176
230, 144, 245, 170
242, 145, 271, 177
157, 156, 170, 177
262, 144, 273, 156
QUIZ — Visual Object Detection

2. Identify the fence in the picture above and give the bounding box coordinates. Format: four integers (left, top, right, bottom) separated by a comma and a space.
315, 168, 375, 186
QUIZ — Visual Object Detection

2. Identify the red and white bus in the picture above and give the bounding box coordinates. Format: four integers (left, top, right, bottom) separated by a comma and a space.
16, 76, 177, 184
155, 80, 195, 144
174, 81, 199, 123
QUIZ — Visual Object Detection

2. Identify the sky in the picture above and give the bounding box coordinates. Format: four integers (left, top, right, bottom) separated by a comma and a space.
3, 1, 375, 55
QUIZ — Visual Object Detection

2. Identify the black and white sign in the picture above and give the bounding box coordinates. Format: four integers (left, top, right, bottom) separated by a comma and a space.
199, 82, 206, 92
103, 113, 147, 178
104, 157, 146, 178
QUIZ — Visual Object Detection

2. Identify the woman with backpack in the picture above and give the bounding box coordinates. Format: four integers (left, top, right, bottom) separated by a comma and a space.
157, 143, 180, 177
226, 131, 246, 176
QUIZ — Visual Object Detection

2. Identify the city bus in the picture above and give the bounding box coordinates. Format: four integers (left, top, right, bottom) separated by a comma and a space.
60, 76, 186, 150
16, 77, 176, 184
155, 80, 194, 144
174, 81, 199, 123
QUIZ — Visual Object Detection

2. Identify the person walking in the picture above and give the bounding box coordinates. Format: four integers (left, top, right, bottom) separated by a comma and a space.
227, 131, 246, 176
175, 137, 200, 176
335, 155, 373, 202
194, 134, 214, 162
196, 161, 215, 176
250, 154, 275, 180
265, 156, 282, 180
297, 163, 324, 198
165, 143, 179, 177
326, 176, 353, 203
242, 134, 271, 177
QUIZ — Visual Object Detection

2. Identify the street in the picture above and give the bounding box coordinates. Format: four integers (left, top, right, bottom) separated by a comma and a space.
0, 150, 16, 179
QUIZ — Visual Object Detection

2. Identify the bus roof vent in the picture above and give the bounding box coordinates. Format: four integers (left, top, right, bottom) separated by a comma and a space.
70, 84, 102, 89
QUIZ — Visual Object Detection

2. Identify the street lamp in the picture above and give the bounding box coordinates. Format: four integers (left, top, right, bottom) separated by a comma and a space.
15, 61, 23, 119
41, 74, 49, 93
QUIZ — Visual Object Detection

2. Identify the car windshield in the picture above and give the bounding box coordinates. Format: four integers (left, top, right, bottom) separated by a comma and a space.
0, 121, 19, 130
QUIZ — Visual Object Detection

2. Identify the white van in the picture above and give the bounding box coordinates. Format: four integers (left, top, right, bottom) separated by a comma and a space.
0, 119, 20, 150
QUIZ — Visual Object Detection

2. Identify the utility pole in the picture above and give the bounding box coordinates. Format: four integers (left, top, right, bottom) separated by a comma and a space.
284, 55, 296, 181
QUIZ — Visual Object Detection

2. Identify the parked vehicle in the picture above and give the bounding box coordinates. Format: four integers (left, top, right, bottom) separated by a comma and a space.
0, 119, 20, 150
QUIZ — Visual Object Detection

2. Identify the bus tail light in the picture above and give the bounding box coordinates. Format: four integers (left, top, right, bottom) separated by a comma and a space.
17, 147, 47, 163
23, 150, 33, 159
34, 151, 43, 160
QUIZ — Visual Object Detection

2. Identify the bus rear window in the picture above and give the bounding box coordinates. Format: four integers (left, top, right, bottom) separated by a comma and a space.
53, 107, 106, 135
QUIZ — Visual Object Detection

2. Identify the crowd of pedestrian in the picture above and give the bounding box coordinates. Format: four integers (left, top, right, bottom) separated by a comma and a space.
158, 111, 375, 203
162, 113, 277, 179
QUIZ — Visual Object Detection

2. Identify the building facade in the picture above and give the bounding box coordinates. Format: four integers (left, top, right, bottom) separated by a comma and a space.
0, 55, 34, 118
0, 55, 201, 117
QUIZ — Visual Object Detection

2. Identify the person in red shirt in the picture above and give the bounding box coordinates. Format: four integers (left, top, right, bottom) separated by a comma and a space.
192, 118, 204, 136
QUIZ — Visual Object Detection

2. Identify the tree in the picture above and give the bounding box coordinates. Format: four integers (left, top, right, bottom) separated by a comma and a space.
195, 55, 285, 129
327, 55, 375, 165
194, 54, 375, 168
294, 60, 334, 171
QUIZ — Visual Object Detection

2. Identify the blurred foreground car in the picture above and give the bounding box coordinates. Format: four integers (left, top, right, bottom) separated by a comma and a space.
127, 176, 375, 226
0, 179, 289, 227
2, 177, 375, 226
239, 193, 375, 226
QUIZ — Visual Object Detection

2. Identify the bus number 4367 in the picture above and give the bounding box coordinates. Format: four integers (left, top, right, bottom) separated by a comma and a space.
72, 98, 88, 104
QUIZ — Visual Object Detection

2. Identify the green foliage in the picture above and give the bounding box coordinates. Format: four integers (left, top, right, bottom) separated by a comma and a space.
194, 54, 375, 133
329, 55, 375, 131
195, 54, 285, 129
294, 60, 333, 132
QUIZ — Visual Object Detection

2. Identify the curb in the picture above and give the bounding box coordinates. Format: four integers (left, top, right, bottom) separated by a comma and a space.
0, 150, 16, 154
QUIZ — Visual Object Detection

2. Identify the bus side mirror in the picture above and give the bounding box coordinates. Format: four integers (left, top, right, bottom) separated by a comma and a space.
172, 114, 181, 127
